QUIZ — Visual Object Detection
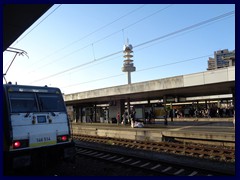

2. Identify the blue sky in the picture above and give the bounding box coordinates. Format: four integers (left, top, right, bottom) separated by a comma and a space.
3, 4, 235, 94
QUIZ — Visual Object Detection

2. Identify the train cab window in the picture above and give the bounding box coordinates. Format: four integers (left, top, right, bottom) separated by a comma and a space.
9, 92, 38, 113
38, 93, 65, 112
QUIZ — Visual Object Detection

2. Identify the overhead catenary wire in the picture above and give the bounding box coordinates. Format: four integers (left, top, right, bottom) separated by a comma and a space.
27, 4, 172, 73
58, 4, 146, 51
28, 4, 146, 66
29, 10, 234, 84
35, 8, 223, 79
29, 50, 122, 84
55, 17, 222, 79
134, 10, 235, 48
61, 54, 212, 89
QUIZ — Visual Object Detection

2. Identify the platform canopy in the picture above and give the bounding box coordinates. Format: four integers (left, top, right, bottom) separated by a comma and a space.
3, 4, 53, 51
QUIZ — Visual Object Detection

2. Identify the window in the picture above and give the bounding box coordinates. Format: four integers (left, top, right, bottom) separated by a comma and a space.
8, 91, 66, 113
38, 93, 65, 112
9, 92, 38, 113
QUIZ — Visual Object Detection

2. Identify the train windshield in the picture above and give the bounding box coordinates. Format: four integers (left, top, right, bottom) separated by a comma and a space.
9, 92, 38, 113
8, 91, 66, 113
38, 93, 65, 112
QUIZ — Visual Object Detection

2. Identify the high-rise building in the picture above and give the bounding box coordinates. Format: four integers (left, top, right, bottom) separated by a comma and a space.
207, 49, 235, 70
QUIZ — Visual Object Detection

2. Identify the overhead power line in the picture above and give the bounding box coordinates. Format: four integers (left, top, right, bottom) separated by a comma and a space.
30, 4, 146, 65
27, 4, 172, 72
59, 4, 146, 50
62, 74, 124, 88
30, 50, 122, 84
61, 54, 212, 89
30, 10, 234, 84
134, 10, 235, 48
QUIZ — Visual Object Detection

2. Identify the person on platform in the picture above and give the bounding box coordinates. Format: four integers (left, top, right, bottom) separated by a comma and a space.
117, 112, 120, 125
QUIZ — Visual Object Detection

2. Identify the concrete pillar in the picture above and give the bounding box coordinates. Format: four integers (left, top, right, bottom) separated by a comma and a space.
205, 100, 208, 109
162, 96, 168, 125
72, 106, 75, 122
75, 106, 79, 123
231, 87, 235, 108
147, 99, 150, 105
163, 96, 167, 105
94, 104, 97, 122
109, 100, 125, 124
127, 98, 131, 125
79, 107, 82, 123
120, 99, 125, 120
127, 71, 131, 84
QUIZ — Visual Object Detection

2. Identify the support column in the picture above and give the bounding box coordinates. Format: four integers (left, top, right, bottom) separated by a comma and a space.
163, 96, 167, 105
205, 100, 208, 109
72, 106, 76, 122
170, 102, 173, 122
231, 87, 235, 108
120, 99, 125, 124
75, 106, 79, 123
94, 104, 97, 122
163, 96, 168, 125
127, 98, 131, 125
79, 107, 83, 123
127, 72, 131, 84
108, 100, 125, 124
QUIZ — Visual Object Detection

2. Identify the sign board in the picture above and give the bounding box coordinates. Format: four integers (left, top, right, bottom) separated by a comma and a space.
135, 107, 144, 119
154, 107, 167, 119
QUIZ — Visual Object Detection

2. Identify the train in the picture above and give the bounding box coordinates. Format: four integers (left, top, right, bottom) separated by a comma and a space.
3, 83, 75, 171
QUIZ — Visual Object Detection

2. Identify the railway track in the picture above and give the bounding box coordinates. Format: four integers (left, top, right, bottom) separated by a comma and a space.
73, 134, 235, 162
6, 134, 234, 176
74, 142, 233, 176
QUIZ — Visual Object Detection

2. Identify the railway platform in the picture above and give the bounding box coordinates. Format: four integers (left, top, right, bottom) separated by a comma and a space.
71, 118, 235, 147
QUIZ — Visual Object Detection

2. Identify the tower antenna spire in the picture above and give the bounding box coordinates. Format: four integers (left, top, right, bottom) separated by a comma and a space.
126, 38, 129, 45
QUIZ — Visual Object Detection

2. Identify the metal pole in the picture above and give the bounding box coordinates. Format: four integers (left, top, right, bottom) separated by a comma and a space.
4, 53, 18, 76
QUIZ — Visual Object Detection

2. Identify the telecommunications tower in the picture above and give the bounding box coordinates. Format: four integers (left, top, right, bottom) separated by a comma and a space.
122, 40, 136, 84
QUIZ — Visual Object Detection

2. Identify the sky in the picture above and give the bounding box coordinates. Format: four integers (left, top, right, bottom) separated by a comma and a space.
3, 4, 235, 95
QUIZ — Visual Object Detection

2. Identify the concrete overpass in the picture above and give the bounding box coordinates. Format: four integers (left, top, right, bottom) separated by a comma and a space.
64, 66, 235, 105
